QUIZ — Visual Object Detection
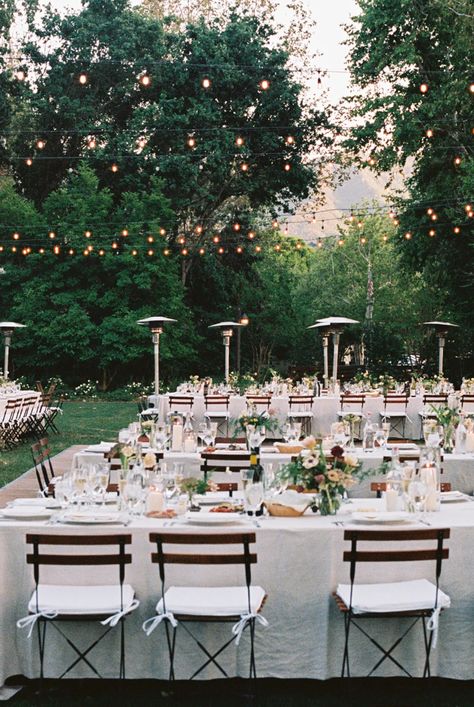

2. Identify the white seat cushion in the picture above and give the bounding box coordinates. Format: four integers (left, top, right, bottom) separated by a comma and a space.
383, 411, 407, 417
336, 579, 450, 615
28, 584, 136, 616
288, 411, 313, 417
139, 408, 159, 416
157, 585, 265, 617
207, 412, 229, 418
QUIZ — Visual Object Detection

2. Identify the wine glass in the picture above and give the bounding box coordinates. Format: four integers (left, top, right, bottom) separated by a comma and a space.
97, 464, 110, 507
373, 426, 387, 449
154, 425, 169, 451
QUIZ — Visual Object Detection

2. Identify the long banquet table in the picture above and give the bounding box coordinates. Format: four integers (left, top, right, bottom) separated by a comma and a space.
2, 503, 474, 685
149, 393, 432, 439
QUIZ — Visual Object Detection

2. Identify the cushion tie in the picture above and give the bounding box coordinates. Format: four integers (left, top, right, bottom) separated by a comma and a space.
142, 611, 178, 636
100, 599, 140, 628
427, 606, 442, 649
232, 613, 269, 646
17, 611, 58, 639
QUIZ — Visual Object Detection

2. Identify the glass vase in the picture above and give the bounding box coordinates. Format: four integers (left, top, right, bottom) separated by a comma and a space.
318, 489, 341, 516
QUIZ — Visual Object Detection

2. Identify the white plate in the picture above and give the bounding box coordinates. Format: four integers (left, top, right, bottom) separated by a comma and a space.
440, 491, 470, 503
386, 443, 419, 451
351, 511, 412, 524
60, 512, 123, 525
0, 507, 54, 520
9, 497, 61, 509
185, 512, 243, 525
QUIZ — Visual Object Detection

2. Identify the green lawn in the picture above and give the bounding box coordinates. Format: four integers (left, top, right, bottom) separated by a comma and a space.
0, 401, 137, 488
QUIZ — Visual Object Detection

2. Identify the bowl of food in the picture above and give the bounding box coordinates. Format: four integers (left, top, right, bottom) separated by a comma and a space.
273, 442, 304, 455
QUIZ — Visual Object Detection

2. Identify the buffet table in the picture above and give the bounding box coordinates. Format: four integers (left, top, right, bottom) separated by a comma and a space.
1, 505, 474, 685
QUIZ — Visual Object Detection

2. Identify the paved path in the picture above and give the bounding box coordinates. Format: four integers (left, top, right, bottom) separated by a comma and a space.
0, 445, 84, 507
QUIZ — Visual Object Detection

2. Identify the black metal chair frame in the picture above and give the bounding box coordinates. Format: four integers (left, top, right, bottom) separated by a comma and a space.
25, 534, 133, 681
149, 531, 261, 680
337, 528, 450, 678
204, 394, 231, 436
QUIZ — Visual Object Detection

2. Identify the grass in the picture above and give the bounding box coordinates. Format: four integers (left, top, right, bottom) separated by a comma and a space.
7, 677, 474, 707
0, 401, 137, 488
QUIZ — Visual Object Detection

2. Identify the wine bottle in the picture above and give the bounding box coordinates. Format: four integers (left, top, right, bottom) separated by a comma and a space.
248, 450, 264, 516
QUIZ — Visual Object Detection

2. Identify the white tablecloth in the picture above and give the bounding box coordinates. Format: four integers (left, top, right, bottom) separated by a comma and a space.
2, 504, 474, 683
0, 391, 39, 417
149, 393, 431, 439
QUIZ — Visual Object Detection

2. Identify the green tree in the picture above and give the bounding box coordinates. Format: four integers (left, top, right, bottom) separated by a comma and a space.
343, 0, 474, 352
5, 0, 330, 284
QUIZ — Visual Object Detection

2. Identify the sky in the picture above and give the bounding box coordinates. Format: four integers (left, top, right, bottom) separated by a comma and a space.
44, 0, 359, 102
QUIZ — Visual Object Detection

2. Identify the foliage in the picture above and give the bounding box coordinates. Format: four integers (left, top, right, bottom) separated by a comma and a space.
343, 0, 473, 363
231, 404, 279, 435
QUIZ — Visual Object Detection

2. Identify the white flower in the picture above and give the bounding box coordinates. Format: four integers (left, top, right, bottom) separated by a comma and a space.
302, 455, 319, 469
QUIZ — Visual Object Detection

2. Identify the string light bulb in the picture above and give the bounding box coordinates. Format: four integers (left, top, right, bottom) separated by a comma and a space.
84, 230, 92, 238
274, 244, 281, 251
11, 246, 17, 253
159, 228, 166, 236
212, 235, 220, 243
419, 82, 429, 94
163, 248, 170, 256
453, 227, 460, 234
429, 229, 436, 237
53, 245, 60, 255
12, 232, 20, 240
469, 83, 474, 94
317, 239, 323, 248
426, 128, 434, 138
248, 231, 255, 240
181, 248, 188, 256
38, 247, 44, 254
83, 249, 89, 256
195, 225, 203, 234
121, 229, 128, 237
25, 158, 33, 166
272, 220, 279, 229
87, 137, 96, 149
111, 163, 119, 173
338, 238, 344, 247
187, 136, 196, 148
36, 139, 45, 150
99, 249, 105, 256
148, 249, 154, 256
240, 162, 249, 172
178, 236, 186, 244
235, 136, 244, 147
360, 236, 367, 245
284, 163, 291, 172
201, 77, 211, 89
233, 223, 241, 232
236, 246, 243, 254
405, 232, 412, 240
218, 246, 224, 254
427, 208, 434, 215
15, 69, 25, 81
147, 235, 154, 243
454, 156, 462, 166
255, 245, 262, 252
137, 137, 147, 149
286, 136, 295, 145
260, 79, 270, 90
131, 249, 138, 256
382, 234, 388, 242
78, 73, 88, 85
48, 231, 55, 239
431, 213, 438, 221
139, 74, 151, 87
199, 247, 206, 255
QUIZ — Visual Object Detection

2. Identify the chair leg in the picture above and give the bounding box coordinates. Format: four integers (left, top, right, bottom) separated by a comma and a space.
119, 618, 126, 679
37, 618, 47, 681
164, 620, 177, 680
341, 612, 351, 677
422, 616, 433, 678
249, 617, 257, 679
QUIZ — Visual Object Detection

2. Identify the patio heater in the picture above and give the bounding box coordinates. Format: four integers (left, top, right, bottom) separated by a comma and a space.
308, 317, 359, 386
0, 322, 26, 380
423, 321, 459, 376
209, 321, 243, 384
137, 316, 177, 397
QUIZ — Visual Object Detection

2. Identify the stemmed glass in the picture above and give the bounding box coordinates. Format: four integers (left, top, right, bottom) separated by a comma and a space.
97, 463, 110, 507
73, 466, 88, 506
154, 424, 169, 451
407, 478, 427, 517
198, 422, 213, 448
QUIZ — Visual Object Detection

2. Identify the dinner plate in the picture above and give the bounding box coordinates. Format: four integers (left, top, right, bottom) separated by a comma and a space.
8, 497, 61, 509
351, 511, 412, 524
0, 507, 54, 520
184, 512, 243, 525
60, 511, 123, 525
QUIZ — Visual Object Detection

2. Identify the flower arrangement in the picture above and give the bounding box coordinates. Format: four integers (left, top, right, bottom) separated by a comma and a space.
231, 404, 279, 435
179, 476, 218, 503
119, 444, 135, 471
377, 373, 397, 394
277, 437, 364, 515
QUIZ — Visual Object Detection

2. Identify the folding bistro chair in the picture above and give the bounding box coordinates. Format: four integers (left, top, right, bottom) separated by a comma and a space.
204, 394, 231, 436
460, 395, 474, 415
168, 395, 194, 414
143, 532, 267, 680
382, 394, 409, 438
337, 394, 366, 439
370, 481, 451, 498
137, 395, 160, 423
419, 394, 448, 436
335, 528, 450, 678
245, 395, 272, 414
287, 395, 314, 437
31, 441, 54, 497
17, 534, 139, 680
200, 451, 251, 482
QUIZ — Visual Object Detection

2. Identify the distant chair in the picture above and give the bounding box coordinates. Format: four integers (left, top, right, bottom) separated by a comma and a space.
460, 395, 474, 415
245, 395, 272, 414
419, 394, 449, 436
200, 451, 251, 481
168, 396, 194, 415
204, 394, 231, 436
337, 394, 366, 439
382, 394, 409, 438
370, 481, 451, 498
287, 395, 314, 437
